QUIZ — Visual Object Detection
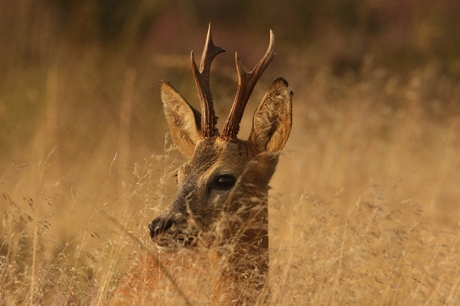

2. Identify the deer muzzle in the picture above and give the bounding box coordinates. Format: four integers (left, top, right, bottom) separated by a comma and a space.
148, 217, 175, 239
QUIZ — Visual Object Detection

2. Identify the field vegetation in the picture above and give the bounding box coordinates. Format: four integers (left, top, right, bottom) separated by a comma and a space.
1, 1, 459, 304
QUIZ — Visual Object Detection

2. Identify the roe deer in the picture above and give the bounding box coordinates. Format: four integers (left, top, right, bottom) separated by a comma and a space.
109, 25, 292, 305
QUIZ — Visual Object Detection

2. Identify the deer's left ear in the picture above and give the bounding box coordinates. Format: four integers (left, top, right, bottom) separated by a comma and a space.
160, 81, 201, 158
248, 77, 293, 153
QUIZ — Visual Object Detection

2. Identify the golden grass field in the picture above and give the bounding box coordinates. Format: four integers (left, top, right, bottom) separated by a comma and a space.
1, 2, 460, 305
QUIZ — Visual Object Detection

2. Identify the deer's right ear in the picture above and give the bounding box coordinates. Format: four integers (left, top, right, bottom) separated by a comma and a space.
249, 77, 292, 153
160, 81, 201, 158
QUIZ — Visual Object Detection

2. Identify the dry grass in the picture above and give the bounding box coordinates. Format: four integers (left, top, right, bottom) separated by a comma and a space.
1, 61, 459, 305
1, 2, 460, 305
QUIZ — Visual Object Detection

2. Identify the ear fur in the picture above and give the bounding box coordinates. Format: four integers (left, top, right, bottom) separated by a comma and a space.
249, 77, 293, 153
160, 81, 201, 157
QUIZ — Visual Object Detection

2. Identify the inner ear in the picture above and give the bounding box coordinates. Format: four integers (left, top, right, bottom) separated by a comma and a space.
160, 81, 201, 157
249, 77, 293, 153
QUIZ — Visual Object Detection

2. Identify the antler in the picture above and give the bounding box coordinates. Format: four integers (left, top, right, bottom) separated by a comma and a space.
220, 30, 275, 141
191, 24, 225, 138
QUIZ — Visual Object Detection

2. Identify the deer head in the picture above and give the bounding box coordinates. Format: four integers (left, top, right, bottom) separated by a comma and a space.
149, 25, 292, 254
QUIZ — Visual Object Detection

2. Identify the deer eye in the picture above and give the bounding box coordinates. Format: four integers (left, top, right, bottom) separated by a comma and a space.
213, 175, 236, 190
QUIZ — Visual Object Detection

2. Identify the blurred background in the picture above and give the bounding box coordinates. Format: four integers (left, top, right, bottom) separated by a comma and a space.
1, 1, 460, 304
1, 0, 460, 259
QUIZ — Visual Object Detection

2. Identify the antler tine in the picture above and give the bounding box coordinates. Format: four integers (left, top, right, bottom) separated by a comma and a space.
190, 24, 225, 138
221, 30, 275, 141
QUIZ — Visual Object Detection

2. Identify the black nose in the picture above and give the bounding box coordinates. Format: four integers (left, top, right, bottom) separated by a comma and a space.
149, 218, 174, 238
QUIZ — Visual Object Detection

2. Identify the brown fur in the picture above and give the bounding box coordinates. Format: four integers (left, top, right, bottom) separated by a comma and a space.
109, 29, 292, 305
109, 251, 234, 305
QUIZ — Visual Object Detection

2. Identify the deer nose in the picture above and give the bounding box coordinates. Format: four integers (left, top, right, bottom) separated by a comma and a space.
149, 218, 174, 238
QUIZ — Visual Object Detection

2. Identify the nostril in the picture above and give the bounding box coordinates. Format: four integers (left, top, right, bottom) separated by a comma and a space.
149, 218, 174, 238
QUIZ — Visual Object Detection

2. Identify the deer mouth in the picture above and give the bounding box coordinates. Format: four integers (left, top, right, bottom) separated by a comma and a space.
148, 217, 199, 251
154, 234, 197, 252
